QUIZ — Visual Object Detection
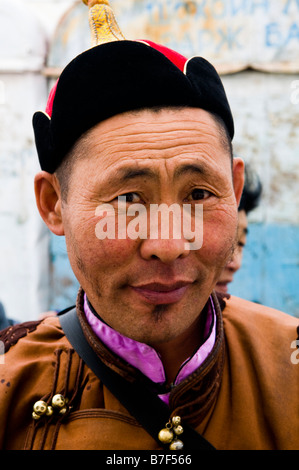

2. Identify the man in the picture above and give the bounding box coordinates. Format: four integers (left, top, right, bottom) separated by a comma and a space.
0, 18, 298, 451
216, 163, 262, 294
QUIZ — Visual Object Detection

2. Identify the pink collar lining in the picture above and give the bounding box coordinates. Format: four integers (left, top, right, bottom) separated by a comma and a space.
84, 294, 216, 404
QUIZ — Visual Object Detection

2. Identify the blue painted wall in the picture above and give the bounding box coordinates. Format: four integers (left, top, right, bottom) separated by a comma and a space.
229, 223, 299, 317
49, 234, 79, 312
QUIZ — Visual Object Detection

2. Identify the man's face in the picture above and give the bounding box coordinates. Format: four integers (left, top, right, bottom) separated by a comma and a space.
59, 108, 243, 346
216, 209, 248, 294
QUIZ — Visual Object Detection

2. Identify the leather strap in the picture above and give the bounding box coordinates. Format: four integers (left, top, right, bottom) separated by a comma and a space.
59, 307, 216, 450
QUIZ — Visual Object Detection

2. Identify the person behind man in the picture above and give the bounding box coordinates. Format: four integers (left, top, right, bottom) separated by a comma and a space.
0, 0, 298, 451
216, 163, 262, 294
0, 302, 17, 330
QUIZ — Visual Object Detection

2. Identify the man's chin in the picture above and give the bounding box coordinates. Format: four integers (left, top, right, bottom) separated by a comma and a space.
215, 282, 229, 294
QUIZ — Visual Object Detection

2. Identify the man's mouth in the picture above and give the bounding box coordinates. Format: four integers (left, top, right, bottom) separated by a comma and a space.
215, 281, 231, 294
130, 281, 192, 305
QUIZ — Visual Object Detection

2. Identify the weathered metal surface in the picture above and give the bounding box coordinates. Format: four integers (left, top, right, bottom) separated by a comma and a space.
218, 70, 299, 314
46, 1, 90, 73
0, 0, 47, 72
0, 0, 49, 322
46, 0, 299, 74
222, 71, 299, 225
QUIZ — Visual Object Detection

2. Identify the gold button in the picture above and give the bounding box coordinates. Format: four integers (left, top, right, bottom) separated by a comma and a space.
33, 400, 48, 416
169, 438, 184, 450
46, 406, 54, 416
173, 425, 184, 435
51, 394, 66, 409
158, 428, 174, 444
172, 415, 181, 426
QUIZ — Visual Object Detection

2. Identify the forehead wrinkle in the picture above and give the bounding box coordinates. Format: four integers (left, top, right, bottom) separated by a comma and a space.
173, 162, 210, 181
94, 111, 224, 146
116, 166, 157, 181
99, 136, 224, 170
87, 109, 228, 167
83, 109, 230, 178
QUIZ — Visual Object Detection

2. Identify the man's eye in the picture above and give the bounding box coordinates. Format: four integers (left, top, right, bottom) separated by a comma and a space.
119, 193, 141, 203
189, 188, 211, 201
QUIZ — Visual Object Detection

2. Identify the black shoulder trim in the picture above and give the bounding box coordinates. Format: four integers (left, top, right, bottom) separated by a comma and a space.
0, 320, 42, 353
214, 291, 231, 311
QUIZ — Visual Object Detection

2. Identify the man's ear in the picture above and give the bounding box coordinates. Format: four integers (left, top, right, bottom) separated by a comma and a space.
232, 157, 245, 207
34, 171, 65, 236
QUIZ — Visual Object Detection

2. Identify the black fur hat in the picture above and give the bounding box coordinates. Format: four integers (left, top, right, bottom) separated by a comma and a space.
33, 40, 234, 173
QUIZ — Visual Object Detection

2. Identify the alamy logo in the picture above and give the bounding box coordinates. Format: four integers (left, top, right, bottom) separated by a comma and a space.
95, 197, 203, 250
0, 341, 4, 364
291, 80, 299, 104
290, 340, 299, 364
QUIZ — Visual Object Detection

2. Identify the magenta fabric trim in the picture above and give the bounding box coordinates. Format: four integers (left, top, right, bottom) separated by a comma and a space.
84, 294, 216, 404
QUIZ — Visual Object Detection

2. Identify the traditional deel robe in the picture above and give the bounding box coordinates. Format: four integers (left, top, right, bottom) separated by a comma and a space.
0, 288, 298, 450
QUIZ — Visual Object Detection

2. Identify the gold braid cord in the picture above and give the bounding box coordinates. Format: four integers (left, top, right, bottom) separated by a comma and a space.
83, 0, 125, 46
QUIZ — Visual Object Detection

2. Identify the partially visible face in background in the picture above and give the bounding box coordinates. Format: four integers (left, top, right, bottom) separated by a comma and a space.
215, 209, 248, 295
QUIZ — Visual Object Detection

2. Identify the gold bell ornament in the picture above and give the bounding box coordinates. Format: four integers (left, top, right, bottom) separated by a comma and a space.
51, 394, 70, 416
46, 405, 54, 417
169, 438, 184, 450
158, 426, 174, 444
32, 394, 69, 420
32, 400, 47, 416
51, 394, 66, 409
158, 415, 184, 449
32, 400, 48, 420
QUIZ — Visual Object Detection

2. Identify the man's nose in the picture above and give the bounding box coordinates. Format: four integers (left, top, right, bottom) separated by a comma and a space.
226, 249, 242, 273
140, 238, 190, 264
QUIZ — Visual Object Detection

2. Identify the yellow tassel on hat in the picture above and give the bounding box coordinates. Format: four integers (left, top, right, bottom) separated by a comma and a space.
83, 0, 125, 46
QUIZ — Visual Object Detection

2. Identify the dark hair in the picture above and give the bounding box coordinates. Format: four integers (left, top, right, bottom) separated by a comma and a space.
239, 162, 262, 214
210, 112, 233, 164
